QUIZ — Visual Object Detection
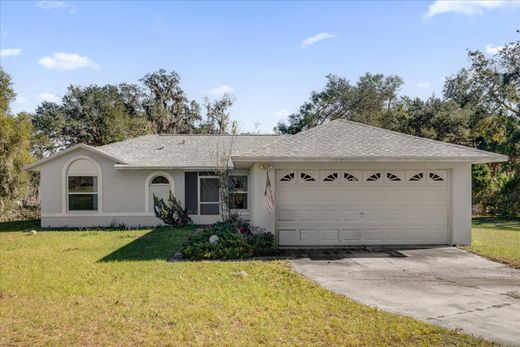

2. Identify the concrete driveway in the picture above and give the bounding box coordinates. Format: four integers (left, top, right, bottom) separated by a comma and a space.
291, 247, 520, 346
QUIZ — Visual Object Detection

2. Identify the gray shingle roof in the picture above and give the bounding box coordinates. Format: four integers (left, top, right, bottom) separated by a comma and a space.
24, 120, 507, 171
232, 119, 508, 163
96, 134, 284, 168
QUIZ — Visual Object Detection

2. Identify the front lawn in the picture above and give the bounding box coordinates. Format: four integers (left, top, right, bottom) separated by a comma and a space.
465, 218, 520, 268
0, 221, 492, 346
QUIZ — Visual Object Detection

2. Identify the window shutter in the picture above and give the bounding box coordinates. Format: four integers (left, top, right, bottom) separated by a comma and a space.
185, 172, 198, 215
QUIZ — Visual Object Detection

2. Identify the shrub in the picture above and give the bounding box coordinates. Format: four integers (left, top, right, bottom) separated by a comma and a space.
245, 230, 276, 257
182, 227, 254, 260
181, 216, 276, 260
153, 191, 192, 226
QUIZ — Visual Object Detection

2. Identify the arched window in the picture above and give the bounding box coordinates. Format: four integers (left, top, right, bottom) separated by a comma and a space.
150, 176, 169, 185
65, 157, 100, 212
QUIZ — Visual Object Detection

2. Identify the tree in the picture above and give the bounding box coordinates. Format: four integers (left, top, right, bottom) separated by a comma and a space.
32, 84, 149, 153
398, 97, 472, 145
276, 73, 403, 134
0, 69, 35, 216
140, 69, 201, 134
199, 94, 234, 134
0, 68, 16, 113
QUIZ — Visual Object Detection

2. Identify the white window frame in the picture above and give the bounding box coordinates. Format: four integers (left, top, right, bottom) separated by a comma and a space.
189, 171, 250, 216
61, 155, 102, 214
198, 171, 220, 216
228, 174, 249, 211
67, 176, 99, 212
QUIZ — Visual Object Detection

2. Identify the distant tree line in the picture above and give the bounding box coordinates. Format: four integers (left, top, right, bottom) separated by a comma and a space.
0, 37, 518, 219
32, 69, 235, 157
276, 38, 519, 217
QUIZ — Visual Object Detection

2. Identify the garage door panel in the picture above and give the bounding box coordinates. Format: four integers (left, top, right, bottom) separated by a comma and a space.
300, 229, 318, 241
277, 169, 449, 246
341, 229, 361, 241
321, 229, 339, 241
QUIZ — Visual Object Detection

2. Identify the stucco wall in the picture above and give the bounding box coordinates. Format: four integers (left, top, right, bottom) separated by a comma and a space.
39, 149, 472, 245
249, 161, 472, 246
39, 148, 246, 228
40, 148, 184, 227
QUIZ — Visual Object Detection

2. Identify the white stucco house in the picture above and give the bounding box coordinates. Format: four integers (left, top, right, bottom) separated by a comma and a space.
24, 119, 507, 246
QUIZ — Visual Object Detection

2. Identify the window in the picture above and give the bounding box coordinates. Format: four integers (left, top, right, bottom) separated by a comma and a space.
344, 172, 359, 182
300, 172, 316, 182
366, 172, 382, 182
429, 172, 445, 182
409, 172, 424, 182
323, 172, 338, 182
280, 172, 295, 182
68, 176, 98, 211
200, 174, 220, 215
150, 175, 169, 185
386, 172, 402, 182
229, 175, 248, 210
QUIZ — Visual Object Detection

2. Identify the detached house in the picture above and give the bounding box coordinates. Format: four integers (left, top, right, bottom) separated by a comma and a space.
24, 120, 507, 246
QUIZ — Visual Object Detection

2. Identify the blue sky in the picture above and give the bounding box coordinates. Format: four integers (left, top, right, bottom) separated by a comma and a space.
1, 1, 518, 132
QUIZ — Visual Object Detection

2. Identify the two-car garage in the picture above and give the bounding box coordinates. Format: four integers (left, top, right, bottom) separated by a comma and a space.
276, 169, 450, 246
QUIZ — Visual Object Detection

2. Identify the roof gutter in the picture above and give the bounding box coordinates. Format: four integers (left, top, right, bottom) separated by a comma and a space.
230, 155, 509, 164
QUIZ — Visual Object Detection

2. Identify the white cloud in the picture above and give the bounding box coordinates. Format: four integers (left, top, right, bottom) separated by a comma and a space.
209, 84, 233, 96
38, 52, 100, 71
425, 0, 517, 17
301, 32, 335, 47
417, 82, 431, 89
37, 93, 61, 103
15, 96, 27, 104
273, 109, 292, 118
485, 43, 505, 55
37, 1, 76, 14
0, 48, 22, 58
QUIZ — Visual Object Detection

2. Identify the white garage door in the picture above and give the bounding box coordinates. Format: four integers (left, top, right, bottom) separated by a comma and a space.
277, 170, 449, 246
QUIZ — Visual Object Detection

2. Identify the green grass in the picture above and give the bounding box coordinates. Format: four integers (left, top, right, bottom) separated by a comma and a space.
0, 221, 492, 346
465, 218, 520, 269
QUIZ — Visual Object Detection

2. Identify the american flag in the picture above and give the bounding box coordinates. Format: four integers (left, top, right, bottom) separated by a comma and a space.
264, 171, 275, 213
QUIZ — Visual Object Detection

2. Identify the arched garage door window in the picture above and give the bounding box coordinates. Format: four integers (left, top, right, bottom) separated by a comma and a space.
146, 172, 174, 212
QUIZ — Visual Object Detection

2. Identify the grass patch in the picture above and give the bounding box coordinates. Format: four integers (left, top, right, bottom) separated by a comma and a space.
465, 218, 520, 268
0, 220, 493, 346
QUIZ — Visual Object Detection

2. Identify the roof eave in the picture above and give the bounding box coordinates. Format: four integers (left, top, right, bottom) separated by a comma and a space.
231, 155, 509, 164
23, 144, 127, 171
113, 164, 236, 170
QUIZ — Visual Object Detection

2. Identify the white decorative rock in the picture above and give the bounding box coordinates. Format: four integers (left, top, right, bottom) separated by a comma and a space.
209, 235, 219, 244
231, 271, 248, 278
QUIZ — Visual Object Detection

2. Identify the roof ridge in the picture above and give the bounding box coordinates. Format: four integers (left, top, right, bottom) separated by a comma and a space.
335, 119, 505, 158
157, 133, 281, 137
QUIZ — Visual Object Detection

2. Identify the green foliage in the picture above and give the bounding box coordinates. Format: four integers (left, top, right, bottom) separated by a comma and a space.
276, 73, 403, 134
0, 68, 16, 113
31, 84, 149, 153
182, 215, 276, 260
153, 191, 192, 226
140, 69, 202, 134
182, 227, 255, 260
30, 69, 236, 156
0, 69, 35, 217
495, 171, 520, 218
